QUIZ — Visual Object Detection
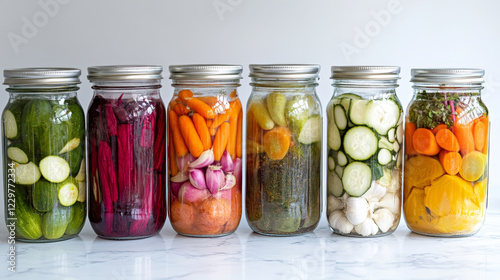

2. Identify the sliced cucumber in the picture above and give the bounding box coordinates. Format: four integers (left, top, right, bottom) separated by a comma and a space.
7, 143, 29, 164
378, 137, 394, 151
328, 156, 336, 171
334, 105, 347, 130
14, 161, 41, 185
394, 141, 400, 153
340, 99, 351, 115
365, 99, 400, 135
57, 177, 79, 206
77, 181, 86, 202
337, 151, 348, 166
396, 124, 404, 144
343, 126, 378, 161
338, 93, 362, 100
387, 128, 396, 143
335, 165, 344, 178
58, 138, 81, 155
328, 170, 344, 197
327, 104, 341, 151
3, 110, 18, 139
39, 156, 70, 183
349, 100, 370, 125
298, 116, 321, 144
378, 149, 392, 165
342, 162, 372, 197
75, 158, 86, 182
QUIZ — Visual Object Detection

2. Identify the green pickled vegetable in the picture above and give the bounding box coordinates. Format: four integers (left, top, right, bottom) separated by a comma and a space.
14, 187, 43, 240
32, 179, 58, 212
65, 202, 85, 235
42, 205, 72, 240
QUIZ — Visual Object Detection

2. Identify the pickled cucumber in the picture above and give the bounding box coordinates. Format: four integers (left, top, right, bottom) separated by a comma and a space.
266, 92, 287, 126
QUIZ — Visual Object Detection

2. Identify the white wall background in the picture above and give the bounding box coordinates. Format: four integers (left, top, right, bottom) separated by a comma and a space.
0, 0, 499, 225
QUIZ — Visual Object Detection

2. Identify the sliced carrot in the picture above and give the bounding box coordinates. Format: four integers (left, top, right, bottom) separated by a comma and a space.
405, 122, 418, 155
236, 111, 242, 158
435, 128, 460, 152
481, 116, 489, 154
213, 122, 230, 161
439, 150, 462, 175
263, 127, 291, 160
473, 121, 485, 152
226, 113, 238, 158
187, 98, 216, 119
192, 113, 212, 151
178, 89, 194, 103
168, 110, 188, 157
453, 122, 475, 156
178, 115, 204, 158
431, 124, 448, 135
168, 130, 179, 176
173, 103, 189, 115
412, 128, 441, 156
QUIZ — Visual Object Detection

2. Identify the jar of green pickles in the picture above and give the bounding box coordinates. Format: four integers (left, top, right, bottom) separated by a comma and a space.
246, 64, 322, 236
2, 68, 86, 242
327, 66, 403, 237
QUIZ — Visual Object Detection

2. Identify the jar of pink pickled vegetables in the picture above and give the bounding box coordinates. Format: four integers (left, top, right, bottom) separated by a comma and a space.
168, 65, 243, 237
87, 65, 166, 239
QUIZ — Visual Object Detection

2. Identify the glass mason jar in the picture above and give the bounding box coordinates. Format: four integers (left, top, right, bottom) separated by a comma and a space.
404, 68, 489, 237
168, 65, 243, 237
87, 65, 167, 239
2, 68, 86, 242
327, 66, 403, 237
246, 64, 322, 236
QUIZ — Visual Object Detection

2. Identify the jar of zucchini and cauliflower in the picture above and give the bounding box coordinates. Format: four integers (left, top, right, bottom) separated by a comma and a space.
404, 69, 489, 237
246, 64, 322, 236
327, 66, 403, 237
2, 68, 86, 242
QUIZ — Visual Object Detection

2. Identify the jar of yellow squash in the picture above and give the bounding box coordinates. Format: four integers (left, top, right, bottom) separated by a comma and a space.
404, 69, 489, 237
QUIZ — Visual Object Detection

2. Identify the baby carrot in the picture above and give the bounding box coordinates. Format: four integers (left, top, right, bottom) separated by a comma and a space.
178, 89, 194, 103
179, 115, 204, 158
480, 116, 489, 154
431, 124, 448, 135
197, 96, 219, 108
209, 100, 242, 129
405, 122, 418, 155
263, 127, 291, 160
192, 113, 212, 151
226, 113, 238, 158
187, 98, 216, 119
168, 110, 188, 157
236, 111, 242, 158
473, 121, 485, 152
174, 103, 189, 115
168, 130, 179, 176
412, 128, 441, 156
213, 122, 230, 161
439, 150, 462, 176
209, 126, 217, 136
436, 128, 460, 152
453, 122, 475, 156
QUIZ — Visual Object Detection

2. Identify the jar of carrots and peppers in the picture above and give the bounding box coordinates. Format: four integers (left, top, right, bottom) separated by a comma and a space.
167, 65, 243, 237
404, 68, 489, 237
246, 64, 322, 236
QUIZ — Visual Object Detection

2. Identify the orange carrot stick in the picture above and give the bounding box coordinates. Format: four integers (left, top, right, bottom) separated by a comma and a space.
197, 96, 219, 108
178, 115, 204, 158
168, 130, 179, 176
405, 122, 418, 155
412, 128, 441, 156
226, 113, 238, 158
192, 113, 212, 151
178, 89, 194, 103
209, 100, 242, 129
454, 122, 475, 156
439, 150, 462, 176
168, 110, 188, 157
213, 122, 230, 161
431, 124, 448, 135
481, 116, 489, 154
236, 111, 242, 158
174, 103, 189, 115
187, 98, 216, 119
436, 128, 460, 152
473, 121, 485, 152
209, 126, 217, 136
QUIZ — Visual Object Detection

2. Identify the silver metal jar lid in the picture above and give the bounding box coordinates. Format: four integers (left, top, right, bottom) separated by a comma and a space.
4, 68, 81, 86
330, 66, 400, 80
249, 64, 320, 80
410, 68, 485, 84
87, 65, 163, 81
169, 64, 243, 81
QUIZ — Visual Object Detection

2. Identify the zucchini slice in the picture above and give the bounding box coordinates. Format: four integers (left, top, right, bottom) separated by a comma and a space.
365, 99, 400, 135
328, 156, 336, 171
378, 149, 392, 165
7, 143, 29, 164
3, 110, 18, 139
387, 128, 396, 143
39, 156, 70, 183
298, 116, 321, 144
379, 137, 394, 151
328, 170, 344, 197
334, 105, 347, 130
340, 99, 351, 115
327, 104, 341, 151
342, 162, 372, 197
349, 100, 370, 125
335, 165, 344, 178
14, 161, 41, 185
337, 151, 348, 167
343, 126, 378, 161
57, 177, 79, 206
338, 93, 362, 100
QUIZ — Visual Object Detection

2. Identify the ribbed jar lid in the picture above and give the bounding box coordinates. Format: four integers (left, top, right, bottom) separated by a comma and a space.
87, 65, 163, 81
410, 68, 484, 84
4, 68, 81, 86
330, 66, 400, 80
249, 64, 320, 80
169, 64, 243, 81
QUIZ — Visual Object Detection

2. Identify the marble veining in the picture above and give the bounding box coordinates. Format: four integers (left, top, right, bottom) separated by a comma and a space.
1, 212, 500, 280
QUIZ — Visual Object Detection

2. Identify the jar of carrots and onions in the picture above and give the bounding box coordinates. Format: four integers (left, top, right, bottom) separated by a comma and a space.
167, 65, 243, 237
404, 68, 489, 237
246, 64, 322, 236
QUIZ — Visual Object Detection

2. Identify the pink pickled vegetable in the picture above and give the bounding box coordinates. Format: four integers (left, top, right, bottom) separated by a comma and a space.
140, 109, 156, 147
220, 150, 234, 172
206, 165, 225, 194
98, 141, 118, 202
233, 158, 242, 187
106, 104, 118, 136
189, 168, 207, 190
188, 149, 214, 169
118, 124, 134, 203
220, 173, 236, 190
154, 104, 166, 171
179, 182, 210, 203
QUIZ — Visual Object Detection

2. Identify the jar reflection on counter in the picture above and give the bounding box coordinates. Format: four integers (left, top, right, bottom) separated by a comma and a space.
87, 65, 167, 239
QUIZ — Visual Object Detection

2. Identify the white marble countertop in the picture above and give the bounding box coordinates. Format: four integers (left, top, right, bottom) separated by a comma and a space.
1, 212, 500, 280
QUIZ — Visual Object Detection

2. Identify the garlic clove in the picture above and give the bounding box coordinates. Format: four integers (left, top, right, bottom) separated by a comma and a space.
220, 150, 235, 172
177, 154, 191, 172
373, 208, 395, 233
328, 210, 354, 234
171, 171, 189, 183
345, 197, 369, 226
205, 165, 225, 194
363, 181, 387, 202
354, 217, 379, 237
220, 173, 236, 190
188, 149, 215, 169
327, 195, 344, 216
385, 169, 401, 193
377, 192, 400, 214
